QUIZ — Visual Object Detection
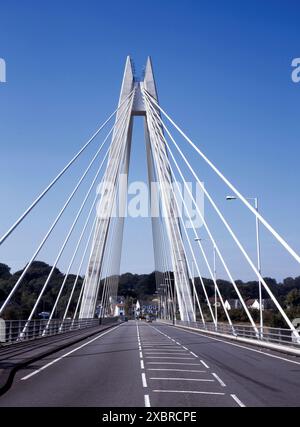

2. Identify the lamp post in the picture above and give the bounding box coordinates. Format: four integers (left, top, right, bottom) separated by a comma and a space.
195, 237, 218, 329
226, 195, 263, 338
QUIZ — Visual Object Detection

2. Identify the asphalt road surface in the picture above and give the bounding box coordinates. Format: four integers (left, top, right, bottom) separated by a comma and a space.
0, 321, 299, 407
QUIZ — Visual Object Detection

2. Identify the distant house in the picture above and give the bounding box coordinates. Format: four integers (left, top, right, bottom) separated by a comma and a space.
245, 299, 260, 310
114, 303, 125, 317
224, 299, 243, 310
245, 299, 274, 310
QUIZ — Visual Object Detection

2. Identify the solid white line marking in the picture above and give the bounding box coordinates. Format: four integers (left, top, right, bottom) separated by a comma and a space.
147, 362, 201, 366
212, 373, 226, 387
145, 356, 194, 359
153, 390, 225, 396
21, 325, 121, 380
142, 373, 148, 388
231, 394, 246, 407
172, 326, 300, 366
144, 395, 151, 407
147, 369, 206, 373
200, 360, 210, 369
144, 352, 187, 355
141, 360, 145, 370
149, 377, 214, 382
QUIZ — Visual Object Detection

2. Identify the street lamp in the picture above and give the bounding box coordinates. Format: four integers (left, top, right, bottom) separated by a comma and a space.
226, 195, 263, 337
195, 237, 218, 329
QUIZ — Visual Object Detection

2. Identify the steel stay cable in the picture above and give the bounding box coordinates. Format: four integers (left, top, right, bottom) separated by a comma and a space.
0, 91, 135, 247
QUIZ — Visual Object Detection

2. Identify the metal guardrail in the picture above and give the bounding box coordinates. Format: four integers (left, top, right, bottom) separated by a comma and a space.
160, 319, 300, 348
0, 317, 119, 346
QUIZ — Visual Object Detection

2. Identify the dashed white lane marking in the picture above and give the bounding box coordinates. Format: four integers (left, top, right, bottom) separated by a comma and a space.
142, 372, 148, 388
140, 351, 143, 359
182, 346, 188, 350
212, 373, 226, 387
200, 360, 210, 369
153, 390, 225, 396
189, 351, 198, 358
231, 394, 246, 407
21, 325, 122, 381
149, 377, 214, 382
141, 360, 145, 370
144, 394, 151, 407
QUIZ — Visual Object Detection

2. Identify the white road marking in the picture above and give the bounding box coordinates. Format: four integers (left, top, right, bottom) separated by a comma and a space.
182, 346, 188, 350
140, 351, 143, 359
153, 390, 225, 396
231, 394, 246, 407
172, 326, 300, 366
142, 373, 148, 388
200, 360, 210, 369
21, 325, 121, 381
212, 373, 226, 387
147, 369, 206, 373
147, 362, 201, 366
141, 360, 145, 370
144, 352, 187, 355
145, 356, 194, 359
149, 377, 214, 382
189, 351, 198, 358
144, 394, 151, 407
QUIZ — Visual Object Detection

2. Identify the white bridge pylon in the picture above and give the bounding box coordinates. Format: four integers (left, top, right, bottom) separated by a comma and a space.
79, 57, 196, 322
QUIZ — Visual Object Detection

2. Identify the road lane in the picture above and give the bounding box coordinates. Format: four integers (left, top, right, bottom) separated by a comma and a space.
153, 323, 300, 407
0, 322, 144, 407
0, 321, 299, 407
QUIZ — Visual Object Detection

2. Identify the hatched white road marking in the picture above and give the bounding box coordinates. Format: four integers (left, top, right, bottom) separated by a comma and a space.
147, 369, 206, 373
147, 362, 203, 366
153, 390, 225, 396
149, 377, 214, 382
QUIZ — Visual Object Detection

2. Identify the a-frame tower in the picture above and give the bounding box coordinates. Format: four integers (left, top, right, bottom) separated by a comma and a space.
79, 57, 195, 322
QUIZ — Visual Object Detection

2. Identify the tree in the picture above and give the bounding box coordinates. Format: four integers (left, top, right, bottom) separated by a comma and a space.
0, 263, 11, 279
285, 289, 300, 308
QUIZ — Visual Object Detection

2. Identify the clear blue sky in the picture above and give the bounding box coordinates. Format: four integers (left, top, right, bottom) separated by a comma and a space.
0, 0, 300, 281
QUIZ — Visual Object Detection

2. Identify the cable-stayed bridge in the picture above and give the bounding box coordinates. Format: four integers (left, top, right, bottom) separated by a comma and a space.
0, 57, 300, 407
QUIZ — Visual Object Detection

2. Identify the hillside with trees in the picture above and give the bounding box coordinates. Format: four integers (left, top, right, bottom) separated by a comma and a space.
0, 261, 300, 326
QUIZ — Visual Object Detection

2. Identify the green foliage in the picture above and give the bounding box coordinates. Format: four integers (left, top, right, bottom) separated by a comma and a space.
1, 261, 300, 327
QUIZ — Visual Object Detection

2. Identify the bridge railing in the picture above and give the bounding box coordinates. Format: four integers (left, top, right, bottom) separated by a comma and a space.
159, 319, 300, 349
0, 318, 102, 345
